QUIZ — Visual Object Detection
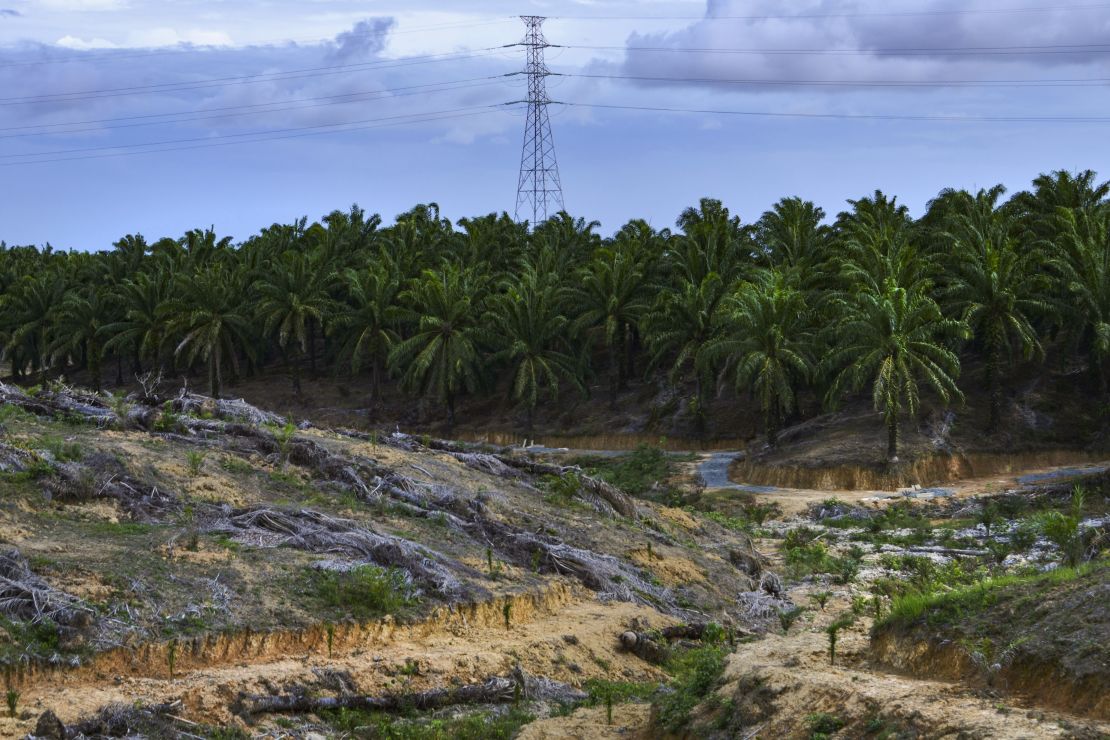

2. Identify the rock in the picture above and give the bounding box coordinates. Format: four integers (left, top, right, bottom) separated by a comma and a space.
305, 734, 327, 740
33, 710, 66, 740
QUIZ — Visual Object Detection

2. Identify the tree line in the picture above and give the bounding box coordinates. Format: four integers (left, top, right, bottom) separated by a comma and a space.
2, 169, 1108, 458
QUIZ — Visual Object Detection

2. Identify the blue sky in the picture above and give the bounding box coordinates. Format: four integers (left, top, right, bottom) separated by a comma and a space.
1, 0, 1109, 248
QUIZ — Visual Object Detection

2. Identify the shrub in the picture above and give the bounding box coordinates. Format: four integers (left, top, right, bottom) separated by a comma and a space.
807, 712, 845, 738
654, 645, 728, 732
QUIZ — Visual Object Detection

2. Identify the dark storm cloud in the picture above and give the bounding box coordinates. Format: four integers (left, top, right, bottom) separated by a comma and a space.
618, 0, 1110, 92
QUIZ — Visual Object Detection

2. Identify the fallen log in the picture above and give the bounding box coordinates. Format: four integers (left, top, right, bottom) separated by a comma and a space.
235, 667, 586, 717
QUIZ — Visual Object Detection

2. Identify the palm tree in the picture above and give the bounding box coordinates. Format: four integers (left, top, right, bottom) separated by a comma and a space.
162, 265, 253, 397
753, 197, 832, 279
48, 288, 111, 391
643, 273, 728, 423
1050, 205, 1110, 393
252, 250, 337, 393
2, 272, 66, 381
939, 187, 1050, 429
701, 271, 813, 445
824, 279, 965, 460
572, 245, 652, 407
389, 264, 490, 430
491, 266, 584, 431
101, 271, 171, 378
331, 259, 405, 403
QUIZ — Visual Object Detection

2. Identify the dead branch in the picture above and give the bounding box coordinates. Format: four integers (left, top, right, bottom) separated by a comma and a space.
207, 506, 474, 599
0, 548, 94, 629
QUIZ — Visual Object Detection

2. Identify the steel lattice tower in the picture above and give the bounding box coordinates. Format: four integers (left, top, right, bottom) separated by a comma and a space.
515, 16, 564, 225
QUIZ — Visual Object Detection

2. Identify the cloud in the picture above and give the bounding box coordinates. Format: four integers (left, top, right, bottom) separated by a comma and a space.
328, 17, 395, 62
617, 0, 1110, 92
0, 9, 21, 17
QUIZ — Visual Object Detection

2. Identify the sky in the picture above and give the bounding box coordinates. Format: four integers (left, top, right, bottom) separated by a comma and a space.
0, 0, 1109, 248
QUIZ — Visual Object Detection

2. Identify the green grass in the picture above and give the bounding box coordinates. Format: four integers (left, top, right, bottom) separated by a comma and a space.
568, 445, 683, 502
878, 562, 1099, 630
581, 678, 658, 707
319, 706, 534, 739
310, 565, 417, 620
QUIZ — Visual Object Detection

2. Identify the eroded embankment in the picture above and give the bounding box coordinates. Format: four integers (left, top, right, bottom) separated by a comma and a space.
730, 449, 1108, 490
7, 581, 579, 692
871, 631, 1110, 720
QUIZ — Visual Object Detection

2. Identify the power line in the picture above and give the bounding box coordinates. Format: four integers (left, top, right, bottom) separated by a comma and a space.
0, 17, 517, 69
564, 72, 1110, 88
558, 100, 1110, 123
0, 77, 512, 139
552, 3, 1110, 21
0, 48, 513, 106
566, 42, 1110, 57
0, 104, 517, 167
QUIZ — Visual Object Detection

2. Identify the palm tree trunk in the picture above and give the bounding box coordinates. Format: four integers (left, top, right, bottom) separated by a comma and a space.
987, 345, 1001, 432
766, 403, 779, 447
371, 360, 381, 404
446, 393, 456, 432
308, 320, 317, 374
887, 414, 899, 461
607, 340, 619, 409
210, 346, 222, 398
115, 352, 123, 387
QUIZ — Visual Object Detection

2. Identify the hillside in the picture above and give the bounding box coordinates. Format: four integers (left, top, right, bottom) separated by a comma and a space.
0, 381, 1105, 739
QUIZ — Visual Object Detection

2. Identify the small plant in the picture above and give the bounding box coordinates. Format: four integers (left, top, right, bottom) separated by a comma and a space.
531, 549, 542, 573
606, 693, 613, 725
647, 542, 653, 560
977, 503, 1000, 538
154, 401, 181, 433
702, 622, 728, 645
503, 602, 512, 630
5, 688, 17, 718
325, 623, 335, 657
486, 546, 503, 579
810, 590, 832, 610
273, 421, 296, 470
167, 638, 178, 678
185, 450, 206, 477
826, 615, 854, 666
778, 606, 804, 633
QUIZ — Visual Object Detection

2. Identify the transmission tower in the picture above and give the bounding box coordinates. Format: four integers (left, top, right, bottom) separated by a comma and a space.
515, 15, 564, 225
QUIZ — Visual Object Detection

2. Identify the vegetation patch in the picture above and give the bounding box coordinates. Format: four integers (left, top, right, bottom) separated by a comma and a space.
309, 565, 418, 620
